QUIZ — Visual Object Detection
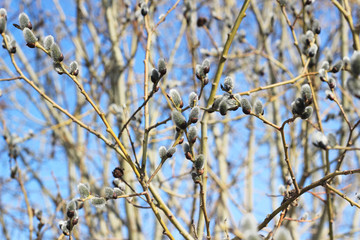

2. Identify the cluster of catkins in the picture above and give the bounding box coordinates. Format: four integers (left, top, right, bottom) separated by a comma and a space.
319, 61, 339, 101
168, 58, 212, 183
59, 175, 127, 236
168, 89, 205, 183
318, 51, 360, 99
312, 131, 337, 150
210, 76, 264, 116
151, 58, 167, 90
170, 90, 200, 130
0, 9, 16, 53
291, 84, 313, 119
196, 59, 211, 85
59, 184, 89, 236
301, 30, 318, 58
1, 10, 80, 77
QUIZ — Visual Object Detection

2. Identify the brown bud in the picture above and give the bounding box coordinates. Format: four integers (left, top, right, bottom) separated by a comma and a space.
67, 210, 75, 219
72, 69, 79, 76
185, 152, 193, 160
72, 218, 79, 225
197, 17, 207, 27
58, 54, 64, 62
203, 77, 209, 85
189, 117, 198, 124
112, 167, 124, 178
26, 42, 36, 48
196, 168, 204, 175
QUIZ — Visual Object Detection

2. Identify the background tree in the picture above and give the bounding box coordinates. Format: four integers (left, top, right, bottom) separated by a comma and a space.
1, 0, 360, 239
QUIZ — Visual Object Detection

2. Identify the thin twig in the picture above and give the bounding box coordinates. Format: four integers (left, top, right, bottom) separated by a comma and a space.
199, 182, 211, 239
0, 76, 22, 81
325, 183, 360, 209
258, 168, 360, 230
17, 169, 33, 240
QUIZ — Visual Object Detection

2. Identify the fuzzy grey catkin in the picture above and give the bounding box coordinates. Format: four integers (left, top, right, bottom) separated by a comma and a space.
77, 183, 90, 199
305, 30, 314, 45
307, 44, 318, 57
113, 178, 121, 187
350, 51, 360, 77
321, 61, 330, 70
194, 154, 205, 170
159, 146, 167, 159
0, 11, 6, 34
327, 133, 337, 147
53, 62, 64, 74
104, 187, 114, 199
19, 12, 31, 29
325, 90, 334, 100
346, 76, 360, 98
151, 68, 160, 83
192, 171, 201, 183
226, 98, 240, 111
301, 84, 312, 104
69, 61, 79, 76
212, 96, 224, 111
158, 58, 167, 75
202, 59, 210, 73
254, 99, 264, 115
171, 110, 187, 129
0, 8, 7, 17
23, 27, 37, 44
328, 77, 336, 89
196, 64, 205, 80
292, 98, 305, 115
312, 131, 328, 149
66, 199, 76, 212
331, 60, 343, 73
166, 147, 176, 157
50, 42, 63, 62
116, 181, 126, 192
2, 35, 10, 50
219, 99, 229, 115
43, 35, 54, 50
241, 98, 251, 114
188, 106, 200, 123
312, 19, 321, 34
90, 197, 106, 208
189, 92, 198, 108
113, 187, 124, 197
169, 89, 182, 108
301, 106, 313, 119
188, 126, 197, 143
253, 99, 263, 114
223, 76, 234, 92
183, 142, 190, 153
318, 68, 326, 81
